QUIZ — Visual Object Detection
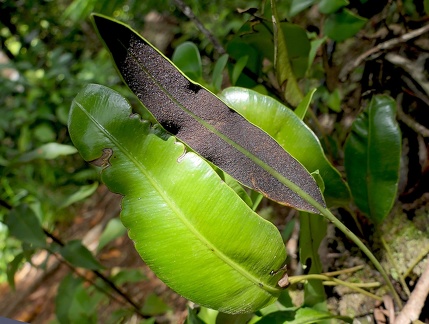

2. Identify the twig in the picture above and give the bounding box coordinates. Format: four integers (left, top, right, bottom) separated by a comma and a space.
340, 23, 429, 80
395, 259, 429, 323
172, 0, 226, 55
396, 96, 429, 138
381, 236, 411, 297
44, 229, 148, 318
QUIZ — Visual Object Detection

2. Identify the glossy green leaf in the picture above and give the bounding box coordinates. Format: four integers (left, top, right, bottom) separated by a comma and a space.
60, 240, 104, 270
68, 84, 287, 313
5, 204, 46, 247
221, 87, 350, 207
91, 14, 325, 213
344, 95, 401, 223
271, 0, 303, 106
172, 41, 202, 81
324, 9, 367, 42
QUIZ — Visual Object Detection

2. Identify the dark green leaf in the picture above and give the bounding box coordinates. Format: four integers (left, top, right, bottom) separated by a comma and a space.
55, 274, 98, 324
5, 204, 46, 247
344, 95, 401, 223
92, 14, 325, 213
221, 87, 349, 207
141, 293, 171, 316
68, 84, 287, 313
319, 0, 349, 14
324, 9, 367, 42
255, 308, 352, 323
7, 253, 25, 290
60, 239, 104, 270
271, 1, 304, 106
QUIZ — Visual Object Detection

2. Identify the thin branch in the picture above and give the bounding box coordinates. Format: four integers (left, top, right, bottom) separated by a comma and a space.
395, 259, 429, 323
44, 229, 148, 318
172, 0, 226, 55
340, 23, 429, 80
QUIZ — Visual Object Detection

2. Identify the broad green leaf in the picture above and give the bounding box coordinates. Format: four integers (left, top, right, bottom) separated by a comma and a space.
17, 143, 78, 162
60, 239, 104, 270
221, 87, 350, 207
58, 182, 99, 209
92, 14, 325, 213
344, 95, 401, 223
271, 1, 303, 106
97, 217, 127, 252
5, 204, 46, 247
319, 0, 349, 14
231, 55, 249, 86
172, 41, 203, 82
324, 9, 367, 42
68, 84, 287, 313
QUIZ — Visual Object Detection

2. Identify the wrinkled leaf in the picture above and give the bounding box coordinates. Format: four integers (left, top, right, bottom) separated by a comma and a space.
68, 84, 287, 313
18, 143, 77, 162
344, 95, 401, 223
324, 9, 367, 42
92, 14, 324, 213
221, 87, 350, 207
5, 204, 46, 247
60, 239, 104, 270
271, 1, 303, 106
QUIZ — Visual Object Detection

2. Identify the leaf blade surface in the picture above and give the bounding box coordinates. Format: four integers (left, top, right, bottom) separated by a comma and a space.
91, 14, 325, 213
68, 84, 287, 313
